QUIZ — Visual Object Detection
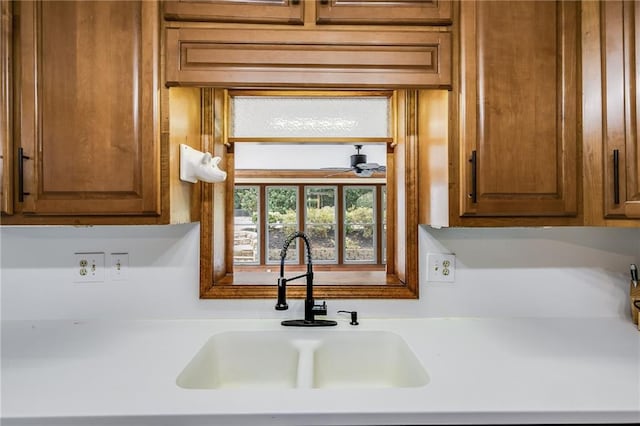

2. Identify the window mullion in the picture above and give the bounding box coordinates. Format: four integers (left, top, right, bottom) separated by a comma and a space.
259, 184, 266, 266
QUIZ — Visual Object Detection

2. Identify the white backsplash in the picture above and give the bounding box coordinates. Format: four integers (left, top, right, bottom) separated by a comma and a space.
1, 224, 638, 321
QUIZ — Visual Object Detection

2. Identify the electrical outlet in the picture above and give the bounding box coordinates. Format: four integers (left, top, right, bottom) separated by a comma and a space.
109, 253, 129, 281
426, 253, 455, 282
73, 252, 105, 283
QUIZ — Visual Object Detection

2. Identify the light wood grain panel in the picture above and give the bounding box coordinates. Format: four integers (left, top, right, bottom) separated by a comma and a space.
169, 87, 201, 223
166, 27, 451, 88
625, 201, 640, 217
316, 0, 452, 25
164, 0, 304, 25
582, 0, 605, 226
418, 90, 449, 227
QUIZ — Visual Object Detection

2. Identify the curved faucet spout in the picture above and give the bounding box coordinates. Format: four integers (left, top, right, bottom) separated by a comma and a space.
279, 231, 313, 277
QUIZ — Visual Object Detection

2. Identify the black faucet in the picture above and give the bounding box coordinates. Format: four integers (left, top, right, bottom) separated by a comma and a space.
275, 231, 337, 327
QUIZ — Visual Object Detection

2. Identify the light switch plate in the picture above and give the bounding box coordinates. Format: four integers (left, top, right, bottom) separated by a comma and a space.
109, 253, 129, 281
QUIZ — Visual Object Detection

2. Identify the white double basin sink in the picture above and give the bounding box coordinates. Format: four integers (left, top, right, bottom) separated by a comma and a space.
176, 330, 429, 390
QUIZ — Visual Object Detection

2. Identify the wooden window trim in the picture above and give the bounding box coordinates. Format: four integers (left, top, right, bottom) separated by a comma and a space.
200, 89, 421, 299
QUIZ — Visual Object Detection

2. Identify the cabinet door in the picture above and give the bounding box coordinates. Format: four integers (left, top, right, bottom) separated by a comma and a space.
459, 0, 579, 217
316, 0, 451, 25
16, 1, 160, 216
602, 0, 640, 218
164, 0, 304, 24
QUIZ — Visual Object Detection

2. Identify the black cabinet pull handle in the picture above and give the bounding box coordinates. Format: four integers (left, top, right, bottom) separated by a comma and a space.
18, 147, 30, 202
320, 0, 329, 5
613, 149, 620, 205
291, 0, 300, 5
468, 150, 477, 203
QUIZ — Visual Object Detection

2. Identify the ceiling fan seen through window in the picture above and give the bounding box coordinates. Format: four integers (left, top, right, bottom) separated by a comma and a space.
322, 145, 386, 177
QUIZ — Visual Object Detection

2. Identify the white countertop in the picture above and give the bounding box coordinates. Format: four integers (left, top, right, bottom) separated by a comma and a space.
2, 317, 639, 425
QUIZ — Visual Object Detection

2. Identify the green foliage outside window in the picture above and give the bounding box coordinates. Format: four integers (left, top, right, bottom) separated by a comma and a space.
306, 206, 335, 238
268, 209, 297, 225
345, 187, 375, 240
345, 206, 374, 238
267, 188, 297, 214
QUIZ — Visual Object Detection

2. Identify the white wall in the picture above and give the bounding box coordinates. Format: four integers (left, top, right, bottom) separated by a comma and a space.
1, 224, 638, 321
234, 143, 386, 170
419, 226, 639, 318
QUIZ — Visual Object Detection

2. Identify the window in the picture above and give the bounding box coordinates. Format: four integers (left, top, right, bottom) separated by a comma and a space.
198, 89, 446, 299
305, 186, 337, 264
344, 186, 376, 264
233, 183, 386, 269
233, 186, 259, 264
266, 186, 299, 263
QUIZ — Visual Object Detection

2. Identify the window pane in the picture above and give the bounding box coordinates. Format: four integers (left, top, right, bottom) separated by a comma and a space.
231, 96, 389, 138
233, 187, 259, 264
267, 187, 298, 263
305, 186, 337, 263
344, 187, 376, 263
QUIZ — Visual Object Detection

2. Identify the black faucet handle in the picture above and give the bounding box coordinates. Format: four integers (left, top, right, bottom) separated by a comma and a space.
312, 300, 328, 316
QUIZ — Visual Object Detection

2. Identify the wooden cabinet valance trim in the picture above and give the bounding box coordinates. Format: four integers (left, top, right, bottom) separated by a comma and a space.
165, 28, 451, 88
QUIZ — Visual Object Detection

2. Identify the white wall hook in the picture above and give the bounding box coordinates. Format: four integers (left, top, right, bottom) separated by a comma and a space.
180, 144, 227, 184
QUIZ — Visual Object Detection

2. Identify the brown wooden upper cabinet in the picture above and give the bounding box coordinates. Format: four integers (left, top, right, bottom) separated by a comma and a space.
602, 0, 640, 219
456, 0, 580, 218
9, 1, 161, 218
316, 0, 452, 25
163, 0, 452, 88
163, 0, 305, 24
163, 0, 451, 26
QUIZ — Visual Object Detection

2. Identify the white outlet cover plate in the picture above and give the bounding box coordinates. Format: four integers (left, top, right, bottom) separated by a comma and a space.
426, 253, 456, 283
73, 252, 105, 283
